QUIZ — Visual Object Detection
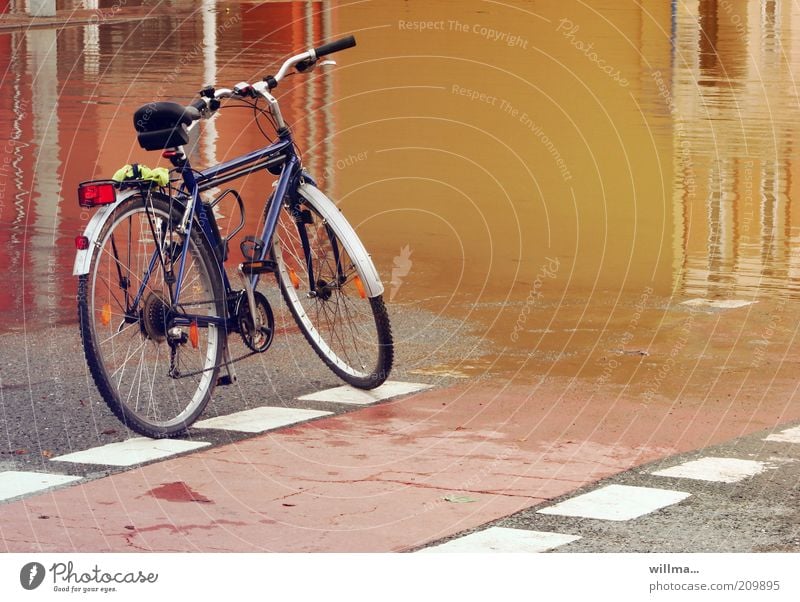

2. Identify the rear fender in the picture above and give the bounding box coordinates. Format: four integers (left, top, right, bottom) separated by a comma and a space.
72, 188, 145, 276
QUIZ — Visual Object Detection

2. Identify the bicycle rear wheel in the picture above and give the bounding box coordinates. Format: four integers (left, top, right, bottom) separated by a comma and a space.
271, 189, 393, 388
77, 191, 225, 438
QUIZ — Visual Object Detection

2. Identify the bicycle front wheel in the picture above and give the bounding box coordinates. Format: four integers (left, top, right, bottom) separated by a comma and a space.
77, 191, 225, 438
271, 187, 393, 388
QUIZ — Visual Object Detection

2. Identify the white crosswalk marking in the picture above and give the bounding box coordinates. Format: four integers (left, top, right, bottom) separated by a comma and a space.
0, 471, 81, 501
765, 425, 800, 444
297, 381, 432, 405
537, 484, 691, 521
651, 457, 767, 483
194, 406, 331, 433
419, 527, 580, 553
51, 438, 210, 467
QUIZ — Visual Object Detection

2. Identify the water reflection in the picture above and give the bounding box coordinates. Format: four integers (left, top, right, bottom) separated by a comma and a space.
671, 0, 800, 299
0, 0, 335, 331
1, 0, 800, 346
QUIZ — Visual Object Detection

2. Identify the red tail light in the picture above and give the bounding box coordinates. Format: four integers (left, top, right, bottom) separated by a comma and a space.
78, 181, 116, 208
75, 236, 90, 250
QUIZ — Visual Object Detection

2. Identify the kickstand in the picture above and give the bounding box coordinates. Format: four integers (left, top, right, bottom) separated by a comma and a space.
217, 343, 238, 386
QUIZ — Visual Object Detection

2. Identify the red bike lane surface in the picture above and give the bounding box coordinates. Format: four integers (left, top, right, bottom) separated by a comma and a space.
1, 379, 797, 552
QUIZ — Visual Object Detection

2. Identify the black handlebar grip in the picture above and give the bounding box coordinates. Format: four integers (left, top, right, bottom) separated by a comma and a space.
314, 35, 356, 58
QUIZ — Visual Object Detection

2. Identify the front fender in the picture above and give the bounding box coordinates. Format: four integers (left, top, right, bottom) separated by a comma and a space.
72, 188, 142, 276
297, 183, 384, 298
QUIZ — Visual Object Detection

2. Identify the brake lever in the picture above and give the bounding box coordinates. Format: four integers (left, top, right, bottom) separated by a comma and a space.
296, 58, 337, 73
296, 58, 316, 73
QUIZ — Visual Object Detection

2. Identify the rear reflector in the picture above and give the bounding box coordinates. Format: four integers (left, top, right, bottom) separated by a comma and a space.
189, 321, 199, 349
75, 236, 90, 250
78, 182, 116, 207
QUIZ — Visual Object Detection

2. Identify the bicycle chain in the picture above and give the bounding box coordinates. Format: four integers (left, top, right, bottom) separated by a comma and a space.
169, 345, 257, 380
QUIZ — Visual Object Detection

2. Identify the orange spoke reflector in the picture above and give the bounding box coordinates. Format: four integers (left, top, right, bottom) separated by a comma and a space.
189, 321, 199, 349
288, 268, 300, 289
353, 275, 366, 299
100, 304, 112, 326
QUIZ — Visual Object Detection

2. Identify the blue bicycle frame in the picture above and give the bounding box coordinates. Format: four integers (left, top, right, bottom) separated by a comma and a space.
141, 127, 314, 331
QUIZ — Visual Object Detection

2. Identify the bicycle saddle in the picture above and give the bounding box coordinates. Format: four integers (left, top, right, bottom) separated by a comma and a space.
132, 101, 201, 151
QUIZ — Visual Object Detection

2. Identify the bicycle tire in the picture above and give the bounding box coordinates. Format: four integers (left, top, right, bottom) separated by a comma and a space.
77, 191, 225, 438
270, 189, 393, 388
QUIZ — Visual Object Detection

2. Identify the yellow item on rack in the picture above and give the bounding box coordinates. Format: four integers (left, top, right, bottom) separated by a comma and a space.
112, 164, 170, 186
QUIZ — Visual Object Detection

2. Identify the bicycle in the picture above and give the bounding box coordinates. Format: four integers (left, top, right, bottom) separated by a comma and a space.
73, 36, 393, 439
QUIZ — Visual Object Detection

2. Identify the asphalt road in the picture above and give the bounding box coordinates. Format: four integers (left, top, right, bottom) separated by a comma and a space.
0, 297, 480, 477
2, 290, 799, 553
415, 422, 800, 552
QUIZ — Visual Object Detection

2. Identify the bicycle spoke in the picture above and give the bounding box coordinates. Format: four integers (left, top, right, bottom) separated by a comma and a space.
110, 335, 147, 383
272, 197, 391, 385
98, 320, 139, 346
80, 195, 223, 437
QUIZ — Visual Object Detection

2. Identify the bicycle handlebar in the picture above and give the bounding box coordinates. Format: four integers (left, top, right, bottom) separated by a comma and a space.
313, 35, 356, 58
188, 36, 357, 126
189, 98, 207, 113
273, 35, 357, 85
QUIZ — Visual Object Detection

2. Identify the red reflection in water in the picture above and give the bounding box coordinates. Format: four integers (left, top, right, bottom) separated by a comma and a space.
0, 2, 332, 333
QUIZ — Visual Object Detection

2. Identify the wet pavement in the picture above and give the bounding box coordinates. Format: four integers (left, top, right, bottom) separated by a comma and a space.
492, 423, 800, 553
2, 0, 800, 554
1, 374, 797, 552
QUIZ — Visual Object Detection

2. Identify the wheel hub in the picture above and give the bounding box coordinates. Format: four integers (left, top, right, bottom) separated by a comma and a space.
315, 279, 334, 301
236, 290, 274, 352
141, 291, 170, 342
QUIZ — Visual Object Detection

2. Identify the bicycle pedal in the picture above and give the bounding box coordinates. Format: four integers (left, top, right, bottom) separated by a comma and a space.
216, 374, 236, 386
239, 260, 277, 275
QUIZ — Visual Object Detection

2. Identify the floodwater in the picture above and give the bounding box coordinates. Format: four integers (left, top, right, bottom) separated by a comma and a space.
1, 0, 799, 379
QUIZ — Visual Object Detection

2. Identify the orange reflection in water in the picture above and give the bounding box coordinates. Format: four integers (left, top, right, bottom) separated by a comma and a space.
670, 0, 800, 300
1, 1, 799, 380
